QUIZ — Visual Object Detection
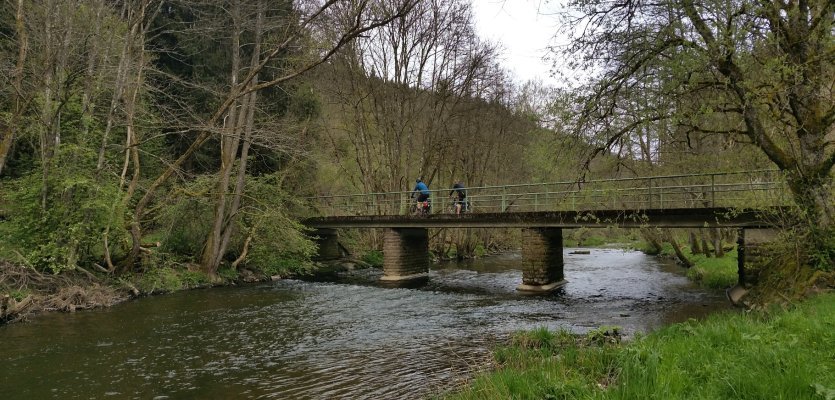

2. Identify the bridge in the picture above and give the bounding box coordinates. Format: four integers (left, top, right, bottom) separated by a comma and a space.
304, 170, 787, 292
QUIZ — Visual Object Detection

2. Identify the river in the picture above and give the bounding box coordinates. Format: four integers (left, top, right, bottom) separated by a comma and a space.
0, 248, 731, 399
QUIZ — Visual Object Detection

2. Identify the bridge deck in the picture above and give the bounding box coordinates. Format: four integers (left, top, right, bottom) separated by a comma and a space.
304, 207, 776, 229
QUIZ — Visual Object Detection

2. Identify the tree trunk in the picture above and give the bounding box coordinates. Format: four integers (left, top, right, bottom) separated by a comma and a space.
126, 1, 413, 269
202, 0, 244, 275
39, 0, 57, 209
664, 229, 693, 268
80, 0, 103, 140
97, 12, 137, 173
0, 0, 28, 177
712, 228, 724, 258
689, 231, 702, 254
217, 0, 264, 272
700, 228, 712, 258
640, 227, 663, 254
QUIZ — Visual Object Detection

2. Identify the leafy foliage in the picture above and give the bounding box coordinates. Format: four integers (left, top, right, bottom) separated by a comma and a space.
3, 146, 129, 273
244, 174, 317, 275
135, 266, 211, 294
361, 250, 384, 268
156, 176, 217, 257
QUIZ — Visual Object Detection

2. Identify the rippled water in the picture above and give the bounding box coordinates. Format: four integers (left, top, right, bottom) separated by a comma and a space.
0, 249, 730, 399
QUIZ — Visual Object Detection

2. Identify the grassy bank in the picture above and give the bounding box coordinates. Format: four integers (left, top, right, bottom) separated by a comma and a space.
445, 293, 835, 399
639, 241, 739, 289
684, 248, 738, 289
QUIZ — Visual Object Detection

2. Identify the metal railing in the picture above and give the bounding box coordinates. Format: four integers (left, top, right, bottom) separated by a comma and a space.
307, 170, 790, 217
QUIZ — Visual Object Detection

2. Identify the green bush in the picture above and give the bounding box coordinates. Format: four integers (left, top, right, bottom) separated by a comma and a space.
581, 235, 607, 247
256, 257, 315, 277
3, 146, 129, 273
180, 270, 211, 288
157, 176, 216, 257
446, 245, 458, 259
243, 175, 316, 275
362, 250, 384, 267
134, 266, 212, 294
217, 266, 239, 281
137, 267, 184, 294
635, 241, 661, 255
8, 289, 30, 302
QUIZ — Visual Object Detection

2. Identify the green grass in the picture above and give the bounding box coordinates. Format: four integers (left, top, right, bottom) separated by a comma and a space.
581, 235, 608, 247
644, 243, 739, 289
445, 293, 835, 400
686, 249, 739, 289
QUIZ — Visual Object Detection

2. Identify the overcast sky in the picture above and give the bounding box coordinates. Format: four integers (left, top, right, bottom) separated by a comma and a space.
471, 0, 565, 87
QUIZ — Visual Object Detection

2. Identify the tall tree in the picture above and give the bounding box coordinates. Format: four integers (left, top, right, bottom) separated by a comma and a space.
123, 0, 416, 274
558, 0, 835, 263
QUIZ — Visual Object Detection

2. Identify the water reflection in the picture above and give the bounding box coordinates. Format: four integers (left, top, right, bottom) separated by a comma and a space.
0, 249, 730, 399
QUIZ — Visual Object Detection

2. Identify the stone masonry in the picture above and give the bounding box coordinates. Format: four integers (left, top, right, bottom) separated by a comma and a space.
737, 228, 778, 287
381, 228, 430, 281
313, 228, 340, 260
518, 227, 566, 292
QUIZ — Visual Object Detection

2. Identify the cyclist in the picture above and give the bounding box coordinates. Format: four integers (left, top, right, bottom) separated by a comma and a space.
411, 177, 431, 214
449, 180, 467, 215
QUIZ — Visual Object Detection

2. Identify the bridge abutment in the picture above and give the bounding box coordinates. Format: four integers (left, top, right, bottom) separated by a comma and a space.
727, 228, 779, 305
381, 228, 430, 282
313, 228, 341, 260
738, 228, 779, 287
517, 227, 567, 292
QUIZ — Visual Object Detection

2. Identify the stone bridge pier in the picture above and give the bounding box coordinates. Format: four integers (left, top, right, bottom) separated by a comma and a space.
518, 227, 567, 292
381, 228, 430, 282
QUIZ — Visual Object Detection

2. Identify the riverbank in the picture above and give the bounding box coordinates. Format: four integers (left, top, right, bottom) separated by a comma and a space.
0, 257, 368, 324
443, 291, 835, 399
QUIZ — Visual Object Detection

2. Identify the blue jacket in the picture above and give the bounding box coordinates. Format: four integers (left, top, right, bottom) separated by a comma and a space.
413, 181, 430, 195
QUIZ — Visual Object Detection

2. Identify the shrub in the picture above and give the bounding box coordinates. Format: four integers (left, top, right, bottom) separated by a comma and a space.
133, 266, 211, 294
217, 266, 239, 281
3, 146, 130, 274
362, 250, 384, 267
157, 176, 216, 257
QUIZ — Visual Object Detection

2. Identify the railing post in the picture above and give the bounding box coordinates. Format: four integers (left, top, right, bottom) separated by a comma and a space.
544, 184, 550, 210
534, 193, 539, 211
659, 186, 664, 210
571, 190, 576, 211
501, 186, 507, 212
711, 174, 716, 207
648, 178, 653, 209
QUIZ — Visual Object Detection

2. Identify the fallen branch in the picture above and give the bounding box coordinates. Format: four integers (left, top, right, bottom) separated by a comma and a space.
231, 233, 254, 270
75, 266, 100, 282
